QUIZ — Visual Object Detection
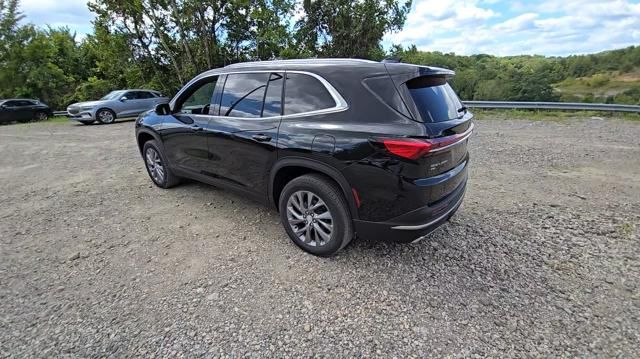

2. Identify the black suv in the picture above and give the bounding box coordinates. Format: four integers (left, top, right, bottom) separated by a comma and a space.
135, 59, 473, 256
0, 99, 52, 124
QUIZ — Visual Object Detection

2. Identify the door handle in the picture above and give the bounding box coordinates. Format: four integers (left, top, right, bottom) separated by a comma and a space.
252, 134, 271, 142
191, 125, 204, 132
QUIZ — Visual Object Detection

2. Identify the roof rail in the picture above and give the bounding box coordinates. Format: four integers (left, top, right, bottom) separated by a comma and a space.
225, 58, 378, 68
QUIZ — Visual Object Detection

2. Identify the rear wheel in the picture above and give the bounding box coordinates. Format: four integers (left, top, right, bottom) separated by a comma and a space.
97, 108, 116, 124
142, 140, 180, 188
34, 111, 49, 121
279, 174, 354, 256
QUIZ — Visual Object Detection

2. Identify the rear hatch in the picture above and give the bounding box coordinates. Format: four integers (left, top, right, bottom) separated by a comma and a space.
381, 63, 473, 203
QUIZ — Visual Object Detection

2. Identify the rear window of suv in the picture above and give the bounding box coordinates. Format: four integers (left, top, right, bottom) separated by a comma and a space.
406, 77, 464, 122
284, 73, 335, 115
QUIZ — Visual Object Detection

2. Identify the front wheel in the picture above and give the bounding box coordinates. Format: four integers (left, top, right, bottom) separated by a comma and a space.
97, 109, 116, 124
142, 140, 180, 188
279, 174, 354, 256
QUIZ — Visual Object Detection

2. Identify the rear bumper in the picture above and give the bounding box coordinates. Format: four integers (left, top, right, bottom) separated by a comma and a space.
353, 177, 467, 243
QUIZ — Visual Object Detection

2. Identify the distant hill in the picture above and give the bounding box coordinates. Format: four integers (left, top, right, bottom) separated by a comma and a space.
554, 70, 640, 104
395, 45, 640, 104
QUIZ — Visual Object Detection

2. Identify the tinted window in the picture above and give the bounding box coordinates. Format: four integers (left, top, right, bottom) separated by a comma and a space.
136, 91, 155, 99
123, 92, 138, 100
101, 91, 125, 100
262, 73, 283, 117
220, 73, 270, 118
178, 76, 218, 114
406, 77, 464, 122
284, 73, 335, 115
4, 101, 19, 106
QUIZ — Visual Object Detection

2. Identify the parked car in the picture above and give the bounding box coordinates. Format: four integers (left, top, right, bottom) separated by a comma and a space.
67, 89, 169, 125
0, 99, 52, 124
135, 59, 473, 256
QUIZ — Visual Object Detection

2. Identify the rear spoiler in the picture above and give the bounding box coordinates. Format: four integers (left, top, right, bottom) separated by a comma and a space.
384, 63, 455, 85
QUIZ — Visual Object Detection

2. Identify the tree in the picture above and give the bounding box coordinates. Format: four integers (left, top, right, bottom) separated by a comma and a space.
296, 0, 411, 58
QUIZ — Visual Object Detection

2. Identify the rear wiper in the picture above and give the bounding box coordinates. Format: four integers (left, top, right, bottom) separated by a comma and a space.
457, 106, 467, 113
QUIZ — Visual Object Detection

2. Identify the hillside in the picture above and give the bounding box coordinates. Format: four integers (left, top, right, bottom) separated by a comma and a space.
396, 46, 640, 105
554, 71, 640, 104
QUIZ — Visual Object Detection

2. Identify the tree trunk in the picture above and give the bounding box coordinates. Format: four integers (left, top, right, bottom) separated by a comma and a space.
144, 8, 184, 84
169, 0, 197, 73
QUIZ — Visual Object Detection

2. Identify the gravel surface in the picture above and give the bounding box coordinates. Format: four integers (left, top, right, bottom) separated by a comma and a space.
1, 117, 639, 357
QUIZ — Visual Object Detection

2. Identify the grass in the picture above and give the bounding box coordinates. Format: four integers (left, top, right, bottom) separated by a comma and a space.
555, 71, 640, 98
618, 222, 636, 239
471, 109, 640, 122
48, 116, 70, 124
0, 116, 69, 127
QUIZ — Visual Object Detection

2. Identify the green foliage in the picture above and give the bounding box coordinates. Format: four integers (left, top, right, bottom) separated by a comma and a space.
296, 0, 411, 59
396, 46, 640, 103
1, 0, 639, 110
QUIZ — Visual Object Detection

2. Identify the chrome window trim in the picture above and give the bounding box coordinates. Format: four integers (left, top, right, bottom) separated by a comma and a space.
170, 70, 348, 120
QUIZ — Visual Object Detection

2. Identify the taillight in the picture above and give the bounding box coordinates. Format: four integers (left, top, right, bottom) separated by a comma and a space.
375, 123, 474, 160
382, 139, 432, 160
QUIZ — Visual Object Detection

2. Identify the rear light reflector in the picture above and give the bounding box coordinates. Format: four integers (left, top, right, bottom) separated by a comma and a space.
375, 123, 474, 160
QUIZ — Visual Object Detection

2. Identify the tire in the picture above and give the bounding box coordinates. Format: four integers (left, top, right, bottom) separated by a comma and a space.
34, 111, 49, 121
80, 120, 95, 125
142, 140, 180, 188
96, 108, 116, 124
278, 174, 354, 256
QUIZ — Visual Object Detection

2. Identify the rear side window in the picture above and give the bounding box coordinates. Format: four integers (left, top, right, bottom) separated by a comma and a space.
284, 73, 335, 115
406, 77, 464, 122
220, 73, 270, 118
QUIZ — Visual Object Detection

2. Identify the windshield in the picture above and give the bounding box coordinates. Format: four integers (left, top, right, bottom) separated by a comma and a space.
100, 91, 125, 101
406, 77, 464, 122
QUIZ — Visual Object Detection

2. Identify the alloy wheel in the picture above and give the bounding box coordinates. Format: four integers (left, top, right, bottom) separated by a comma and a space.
145, 147, 165, 184
286, 190, 333, 247
98, 110, 114, 123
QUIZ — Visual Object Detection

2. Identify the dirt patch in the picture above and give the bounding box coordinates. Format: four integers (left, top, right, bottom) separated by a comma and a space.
1, 117, 639, 357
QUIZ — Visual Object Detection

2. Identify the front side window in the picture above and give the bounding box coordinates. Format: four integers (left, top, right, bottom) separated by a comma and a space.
284, 73, 336, 115
176, 76, 218, 115
220, 73, 270, 118
136, 91, 154, 99
100, 91, 125, 101
122, 92, 138, 100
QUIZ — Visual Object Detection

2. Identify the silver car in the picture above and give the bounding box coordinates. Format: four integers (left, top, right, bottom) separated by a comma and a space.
67, 89, 169, 125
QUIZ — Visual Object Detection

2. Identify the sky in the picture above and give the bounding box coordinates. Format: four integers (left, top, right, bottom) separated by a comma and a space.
19, 0, 640, 57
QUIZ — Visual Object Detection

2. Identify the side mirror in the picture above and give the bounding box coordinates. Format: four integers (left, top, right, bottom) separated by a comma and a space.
155, 103, 171, 115
120, 96, 128, 102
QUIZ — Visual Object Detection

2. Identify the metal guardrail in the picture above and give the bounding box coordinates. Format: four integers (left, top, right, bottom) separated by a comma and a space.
463, 101, 640, 113
52, 101, 640, 116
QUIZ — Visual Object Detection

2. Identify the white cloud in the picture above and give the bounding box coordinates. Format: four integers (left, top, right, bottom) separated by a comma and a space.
20, 0, 93, 34
390, 0, 497, 44
388, 0, 640, 56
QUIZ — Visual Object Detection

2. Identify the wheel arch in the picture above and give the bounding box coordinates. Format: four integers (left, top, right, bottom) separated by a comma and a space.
136, 129, 163, 155
269, 157, 359, 219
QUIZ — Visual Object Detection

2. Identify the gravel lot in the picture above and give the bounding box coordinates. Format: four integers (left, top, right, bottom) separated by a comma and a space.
1, 116, 639, 357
